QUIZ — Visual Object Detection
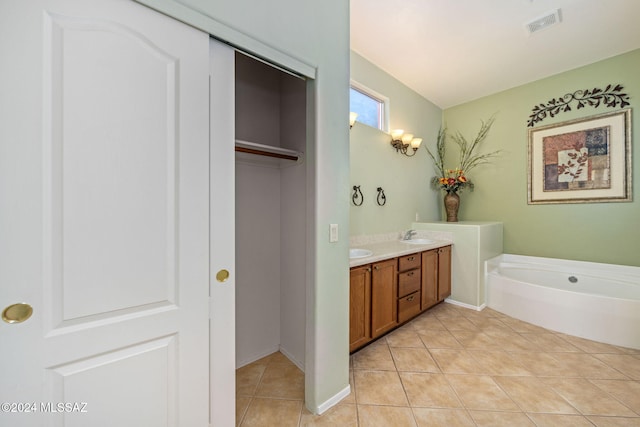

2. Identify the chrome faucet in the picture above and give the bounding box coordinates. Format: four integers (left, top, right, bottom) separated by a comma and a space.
403, 230, 417, 240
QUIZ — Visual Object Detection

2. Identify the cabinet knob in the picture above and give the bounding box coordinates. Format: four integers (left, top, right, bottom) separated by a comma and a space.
367, 267, 372, 272
374, 266, 380, 271
408, 256, 415, 261
407, 296, 414, 302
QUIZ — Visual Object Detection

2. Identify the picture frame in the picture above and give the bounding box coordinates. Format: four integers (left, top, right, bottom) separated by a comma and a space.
528, 108, 632, 204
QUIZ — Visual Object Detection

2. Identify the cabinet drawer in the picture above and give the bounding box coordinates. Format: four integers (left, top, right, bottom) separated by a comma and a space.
398, 253, 420, 272
398, 269, 420, 297
398, 291, 421, 323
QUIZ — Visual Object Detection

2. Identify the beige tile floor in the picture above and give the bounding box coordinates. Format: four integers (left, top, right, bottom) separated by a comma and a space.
236, 303, 640, 426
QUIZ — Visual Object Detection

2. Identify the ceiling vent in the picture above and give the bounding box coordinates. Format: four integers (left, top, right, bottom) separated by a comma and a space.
525, 9, 562, 34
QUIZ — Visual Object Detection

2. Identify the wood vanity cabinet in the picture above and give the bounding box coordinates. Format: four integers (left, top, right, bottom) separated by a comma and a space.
349, 244, 452, 352
370, 258, 398, 338
421, 245, 452, 310
349, 258, 397, 352
349, 265, 371, 352
421, 249, 439, 310
397, 254, 421, 323
437, 245, 452, 301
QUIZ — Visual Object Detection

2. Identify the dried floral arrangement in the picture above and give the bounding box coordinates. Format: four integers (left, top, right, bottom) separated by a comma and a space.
426, 116, 501, 194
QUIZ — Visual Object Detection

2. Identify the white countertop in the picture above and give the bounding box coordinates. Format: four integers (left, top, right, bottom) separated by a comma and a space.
349, 238, 452, 268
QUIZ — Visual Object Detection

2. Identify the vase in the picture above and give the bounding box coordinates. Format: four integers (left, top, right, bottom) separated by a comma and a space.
444, 192, 460, 222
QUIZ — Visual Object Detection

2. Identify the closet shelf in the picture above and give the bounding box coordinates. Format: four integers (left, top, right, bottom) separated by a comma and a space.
235, 140, 302, 162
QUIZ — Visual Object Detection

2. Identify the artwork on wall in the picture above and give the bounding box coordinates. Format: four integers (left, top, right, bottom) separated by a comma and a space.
528, 108, 632, 204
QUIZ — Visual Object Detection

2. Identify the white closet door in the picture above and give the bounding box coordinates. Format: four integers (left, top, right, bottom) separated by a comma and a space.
0, 0, 214, 425
209, 39, 237, 427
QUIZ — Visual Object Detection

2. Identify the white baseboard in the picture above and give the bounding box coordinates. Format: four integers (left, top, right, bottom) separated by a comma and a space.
445, 298, 486, 312
235, 345, 280, 369
279, 345, 305, 372
235, 345, 306, 371
313, 384, 351, 415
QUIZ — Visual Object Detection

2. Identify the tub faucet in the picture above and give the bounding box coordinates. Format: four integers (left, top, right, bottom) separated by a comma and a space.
403, 230, 417, 240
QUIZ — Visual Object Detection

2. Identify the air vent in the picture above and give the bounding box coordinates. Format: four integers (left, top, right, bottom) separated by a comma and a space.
525, 8, 562, 34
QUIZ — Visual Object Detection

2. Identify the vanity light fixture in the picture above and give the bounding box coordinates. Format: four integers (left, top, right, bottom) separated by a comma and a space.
390, 129, 422, 157
349, 112, 358, 129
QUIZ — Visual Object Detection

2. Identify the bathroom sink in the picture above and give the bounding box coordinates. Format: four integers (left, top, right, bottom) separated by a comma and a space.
350, 248, 373, 259
401, 238, 436, 245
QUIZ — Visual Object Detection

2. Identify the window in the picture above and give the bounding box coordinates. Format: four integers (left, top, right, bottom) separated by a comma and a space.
349, 80, 389, 131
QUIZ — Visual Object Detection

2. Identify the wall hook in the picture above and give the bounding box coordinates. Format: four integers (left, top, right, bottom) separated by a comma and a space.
376, 187, 387, 206
352, 185, 364, 206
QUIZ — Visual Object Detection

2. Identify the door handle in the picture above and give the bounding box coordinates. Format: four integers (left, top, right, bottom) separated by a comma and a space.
215, 269, 230, 282
2, 303, 33, 324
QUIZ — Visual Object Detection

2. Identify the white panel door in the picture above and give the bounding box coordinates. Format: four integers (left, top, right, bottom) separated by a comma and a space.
0, 0, 217, 426
208, 39, 237, 427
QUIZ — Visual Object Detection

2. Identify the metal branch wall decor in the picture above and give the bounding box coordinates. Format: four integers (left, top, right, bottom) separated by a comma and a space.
527, 84, 629, 127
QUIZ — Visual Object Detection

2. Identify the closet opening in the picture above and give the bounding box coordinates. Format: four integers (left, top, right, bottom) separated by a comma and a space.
234, 51, 308, 377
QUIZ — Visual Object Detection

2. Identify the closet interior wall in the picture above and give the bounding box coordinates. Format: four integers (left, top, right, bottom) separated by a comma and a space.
235, 52, 307, 370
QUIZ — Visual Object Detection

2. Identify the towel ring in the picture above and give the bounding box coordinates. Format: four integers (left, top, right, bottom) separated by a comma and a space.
376, 187, 387, 206
352, 185, 364, 206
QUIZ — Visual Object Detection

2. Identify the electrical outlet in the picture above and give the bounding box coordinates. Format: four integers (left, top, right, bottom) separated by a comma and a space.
330, 224, 338, 242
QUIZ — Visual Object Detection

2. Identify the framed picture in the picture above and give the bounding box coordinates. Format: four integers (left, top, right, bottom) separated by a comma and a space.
528, 108, 632, 204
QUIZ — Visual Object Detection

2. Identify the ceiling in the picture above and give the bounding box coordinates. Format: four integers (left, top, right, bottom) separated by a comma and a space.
350, 0, 640, 109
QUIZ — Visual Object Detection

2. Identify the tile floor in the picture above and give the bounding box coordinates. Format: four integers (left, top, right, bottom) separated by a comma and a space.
236, 303, 640, 426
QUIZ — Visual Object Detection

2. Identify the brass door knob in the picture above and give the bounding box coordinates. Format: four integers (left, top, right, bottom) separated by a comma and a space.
215, 269, 230, 282
2, 303, 33, 324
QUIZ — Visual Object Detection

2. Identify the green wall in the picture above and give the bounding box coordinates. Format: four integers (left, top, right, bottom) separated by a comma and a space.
443, 49, 640, 267
350, 51, 443, 236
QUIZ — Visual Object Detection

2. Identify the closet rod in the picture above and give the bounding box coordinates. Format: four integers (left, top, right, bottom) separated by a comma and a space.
234, 146, 298, 161
235, 140, 300, 161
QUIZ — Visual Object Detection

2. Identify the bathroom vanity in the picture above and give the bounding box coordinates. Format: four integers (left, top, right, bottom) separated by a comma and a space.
349, 239, 452, 352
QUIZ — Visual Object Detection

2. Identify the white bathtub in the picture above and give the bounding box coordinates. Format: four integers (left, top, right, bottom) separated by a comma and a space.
486, 254, 640, 349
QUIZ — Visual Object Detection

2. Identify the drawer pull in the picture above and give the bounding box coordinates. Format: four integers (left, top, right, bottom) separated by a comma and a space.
407, 256, 415, 261
408, 272, 414, 276
406, 296, 414, 302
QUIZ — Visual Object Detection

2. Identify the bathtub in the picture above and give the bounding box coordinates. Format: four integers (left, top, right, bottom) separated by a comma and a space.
486, 254, 640, 350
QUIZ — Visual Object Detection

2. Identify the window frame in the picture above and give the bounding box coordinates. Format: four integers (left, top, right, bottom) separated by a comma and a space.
350, 79, 390, 132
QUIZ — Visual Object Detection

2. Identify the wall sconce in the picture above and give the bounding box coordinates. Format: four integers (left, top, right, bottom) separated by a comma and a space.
349, 112, 358, 129
390, 129, 422, 157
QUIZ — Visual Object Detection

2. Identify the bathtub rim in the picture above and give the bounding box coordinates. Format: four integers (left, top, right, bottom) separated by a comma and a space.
487, 254, 640, 296
485, 253, 640, 350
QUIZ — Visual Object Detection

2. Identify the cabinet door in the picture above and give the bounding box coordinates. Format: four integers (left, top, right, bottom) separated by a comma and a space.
438, 246, 452, 301
371, 259, 398, 338
421, 249, 439, 310
349, 265, 372, 352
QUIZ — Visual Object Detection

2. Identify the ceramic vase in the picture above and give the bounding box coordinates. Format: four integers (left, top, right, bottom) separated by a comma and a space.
444, 191, 460, 222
